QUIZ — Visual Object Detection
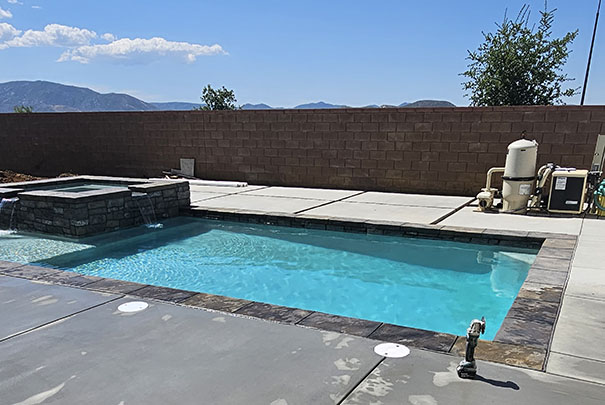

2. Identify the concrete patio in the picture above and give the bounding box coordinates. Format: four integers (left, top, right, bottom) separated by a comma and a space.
1, 276, 604, 405
1, 182, 604, 403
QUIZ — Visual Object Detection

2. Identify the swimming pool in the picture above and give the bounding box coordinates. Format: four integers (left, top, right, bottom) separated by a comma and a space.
0, 217, 536, 339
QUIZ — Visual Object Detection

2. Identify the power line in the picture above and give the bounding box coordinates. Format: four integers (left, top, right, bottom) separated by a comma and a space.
581, 0, 602, 105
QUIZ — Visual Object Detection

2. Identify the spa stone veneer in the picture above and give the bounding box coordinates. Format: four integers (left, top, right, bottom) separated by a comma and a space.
0, 176, 190, 237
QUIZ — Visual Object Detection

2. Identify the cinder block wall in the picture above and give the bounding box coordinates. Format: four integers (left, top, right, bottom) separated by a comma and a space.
1, 106, 603, 196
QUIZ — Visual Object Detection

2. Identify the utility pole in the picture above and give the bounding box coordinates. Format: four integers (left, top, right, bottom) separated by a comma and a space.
581, 0, 602, 105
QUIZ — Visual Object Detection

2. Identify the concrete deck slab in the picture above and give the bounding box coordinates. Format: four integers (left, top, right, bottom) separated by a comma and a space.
302, 201, 451, 224
0, 295, 383, 404
577, 218, 605, 239
565, 265, 605, 301
0, 276, 118, 340
190, 191, 230, 203
191, 193, 328, 214
345, 191, 472, 209
550, 296, 605, 363
570, 239, 605, 268
547, 352, 605, 385
243, 186, 361, 200
342, 349, 605, 404
442, 207, 583, 235
188, 184, 267, 194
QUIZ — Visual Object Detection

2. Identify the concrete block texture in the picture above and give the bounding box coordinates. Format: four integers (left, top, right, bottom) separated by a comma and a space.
0, 105, 602, 196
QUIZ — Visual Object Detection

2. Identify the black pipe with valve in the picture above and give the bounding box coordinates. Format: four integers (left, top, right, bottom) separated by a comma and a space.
456, 317, 486, 379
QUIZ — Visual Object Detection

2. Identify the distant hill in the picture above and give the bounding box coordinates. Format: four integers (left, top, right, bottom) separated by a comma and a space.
150, 102, 202, 110
402, 100, 456, 108
241, 103, 274, 110
293, 101, 349, 109
0, 81, 155, 112
0, 80, 456, 112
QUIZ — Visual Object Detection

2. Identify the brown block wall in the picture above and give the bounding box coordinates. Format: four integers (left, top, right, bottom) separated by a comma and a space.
1, 106, 603, 196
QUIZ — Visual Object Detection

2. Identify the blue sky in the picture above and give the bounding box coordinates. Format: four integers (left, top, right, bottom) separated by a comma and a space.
0, 0, 603, 106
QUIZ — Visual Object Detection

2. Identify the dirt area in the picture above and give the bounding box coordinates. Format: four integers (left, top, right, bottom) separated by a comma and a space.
0, 171, 77, 184
0, 170, 43, 184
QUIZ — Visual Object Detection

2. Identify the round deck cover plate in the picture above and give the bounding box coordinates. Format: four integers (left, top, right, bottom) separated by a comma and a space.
118, 301, 149, 313
374, 342, 410, 358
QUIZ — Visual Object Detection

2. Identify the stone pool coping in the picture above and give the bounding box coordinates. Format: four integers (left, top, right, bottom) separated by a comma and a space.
0, 209, 576, 371
0, 175, 186, 202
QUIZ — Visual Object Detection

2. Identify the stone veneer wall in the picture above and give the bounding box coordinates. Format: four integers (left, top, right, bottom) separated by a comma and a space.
0, 182, 190, 237
0, 106, 603, 196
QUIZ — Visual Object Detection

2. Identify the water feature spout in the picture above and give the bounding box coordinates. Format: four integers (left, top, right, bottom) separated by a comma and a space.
456, 317, 486, 379
0, 197, 19, 231
133, 194, 163, 229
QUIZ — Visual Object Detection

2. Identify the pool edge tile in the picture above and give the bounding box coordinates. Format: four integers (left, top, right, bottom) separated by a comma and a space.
130, 285, 196, 303
181, 293, 251, 312
450, 337, 546, 371
297, 312, 382, 338
368, 323, 457, 353
83, 278, 149, 294
235, 302, 312, 324
2, 264, 64, 280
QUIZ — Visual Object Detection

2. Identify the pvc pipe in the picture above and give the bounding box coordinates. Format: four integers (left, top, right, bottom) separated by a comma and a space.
485, 167, 505, 190
150, 178, 248, 187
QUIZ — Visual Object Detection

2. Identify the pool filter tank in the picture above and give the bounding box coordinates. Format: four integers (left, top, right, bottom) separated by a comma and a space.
501, 139, 538, 213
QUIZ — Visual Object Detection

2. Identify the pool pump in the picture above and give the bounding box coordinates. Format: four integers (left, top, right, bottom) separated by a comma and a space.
477, 137, 538, 214
477, 134, 604, 215
456, 317, 486, 379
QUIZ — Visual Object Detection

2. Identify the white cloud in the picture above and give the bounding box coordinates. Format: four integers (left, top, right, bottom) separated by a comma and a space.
0, 23, 20, 44
3, 24, 97, 48
7, 0, 22, 4
0, 22, 226, 64
58, 37, 226, 64
32, 6, 41, 9
0, 7, 13, 19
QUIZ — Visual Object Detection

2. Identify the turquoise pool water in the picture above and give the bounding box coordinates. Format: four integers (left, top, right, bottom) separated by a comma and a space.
50, 183, 128, 193
0, 218, 536, 339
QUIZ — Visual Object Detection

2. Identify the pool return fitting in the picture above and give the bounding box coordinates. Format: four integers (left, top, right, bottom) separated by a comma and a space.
457, 317, 486, 379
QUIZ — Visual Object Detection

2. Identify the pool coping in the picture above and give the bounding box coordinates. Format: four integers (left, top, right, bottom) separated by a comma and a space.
0, 208, 576, 371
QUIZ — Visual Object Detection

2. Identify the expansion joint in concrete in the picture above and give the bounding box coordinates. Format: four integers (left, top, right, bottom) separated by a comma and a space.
0, 295, 123, 344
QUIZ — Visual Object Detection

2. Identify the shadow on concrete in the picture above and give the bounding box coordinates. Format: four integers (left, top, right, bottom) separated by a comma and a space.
475, 374, 520, 390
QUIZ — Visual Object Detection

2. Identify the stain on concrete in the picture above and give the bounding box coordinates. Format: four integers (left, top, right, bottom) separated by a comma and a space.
346, 367, 393, 402
335, 337, 355, 349
334, 358, 361, 371
12, 375, 75, 405
432, 362, 467, 387
322, 331, 341, 346
31, 295, 53, 303
212, 316, 226, 323
331, 374, 351, 385
161, 314, 173, 322
409, 394, 438, 405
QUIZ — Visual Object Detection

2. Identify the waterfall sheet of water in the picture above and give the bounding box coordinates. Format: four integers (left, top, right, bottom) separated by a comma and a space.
133, 194, 163, 229
0, 197, 19, 232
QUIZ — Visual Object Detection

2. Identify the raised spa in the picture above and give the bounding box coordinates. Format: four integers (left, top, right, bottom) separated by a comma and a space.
0, 176, 190, 237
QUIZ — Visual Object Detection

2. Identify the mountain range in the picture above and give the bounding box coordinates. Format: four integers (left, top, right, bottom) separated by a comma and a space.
0, 80, 455, 112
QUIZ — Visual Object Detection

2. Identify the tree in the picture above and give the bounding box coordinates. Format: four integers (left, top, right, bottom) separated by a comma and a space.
461, 4, 578, 106
195, 84, 238, 110
13, 105, 34, 113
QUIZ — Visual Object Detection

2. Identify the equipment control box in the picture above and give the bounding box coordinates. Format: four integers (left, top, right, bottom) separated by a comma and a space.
548, 170, 588, 214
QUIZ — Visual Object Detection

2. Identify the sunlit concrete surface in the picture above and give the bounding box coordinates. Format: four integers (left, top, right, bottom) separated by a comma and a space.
1, 276, 603, 404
